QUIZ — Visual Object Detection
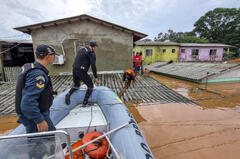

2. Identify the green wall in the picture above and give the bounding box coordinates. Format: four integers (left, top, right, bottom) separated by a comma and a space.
133, 45, 180, 64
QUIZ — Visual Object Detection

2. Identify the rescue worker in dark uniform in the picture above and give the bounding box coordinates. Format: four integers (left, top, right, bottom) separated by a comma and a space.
65, 40, 99, 106
123, 69, 135, 86
15, 44, 58, 133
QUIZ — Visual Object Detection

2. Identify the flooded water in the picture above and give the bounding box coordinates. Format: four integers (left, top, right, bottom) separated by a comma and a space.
1, 72, 240, 158
149, 72, 240, 108
127, 72, 240, 159
129, 104, 240, 159
0, 115, 19, 135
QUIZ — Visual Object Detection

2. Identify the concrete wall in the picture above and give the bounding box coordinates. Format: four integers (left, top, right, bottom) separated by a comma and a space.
31, 20, 133, 75
179, 47, 224, 62
133, 45, 179, 64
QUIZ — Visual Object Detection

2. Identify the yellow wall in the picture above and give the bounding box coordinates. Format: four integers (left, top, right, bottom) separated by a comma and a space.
133, 45, 179, 64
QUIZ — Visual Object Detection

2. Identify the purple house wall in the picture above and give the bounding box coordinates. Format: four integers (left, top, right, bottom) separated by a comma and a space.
178, 44, 229, 62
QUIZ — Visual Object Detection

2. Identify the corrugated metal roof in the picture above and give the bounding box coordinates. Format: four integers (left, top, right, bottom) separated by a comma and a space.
180, 43, 230, 47
135, 41, 231, 47
135, 41, 179, 46
0, 73, 195, 116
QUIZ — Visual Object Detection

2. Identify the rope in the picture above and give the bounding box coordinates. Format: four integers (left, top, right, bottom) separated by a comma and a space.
86, 106, 93, 133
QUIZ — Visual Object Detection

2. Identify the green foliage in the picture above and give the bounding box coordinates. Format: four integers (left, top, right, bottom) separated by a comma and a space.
154, 29, 207, 43
194, 8, 240, 47
223, 50, 237, 60
153, 8, 240, 56
176, 36, 208, 43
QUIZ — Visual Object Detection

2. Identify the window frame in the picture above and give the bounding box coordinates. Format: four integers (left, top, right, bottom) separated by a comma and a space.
191, 49, 199, 57
145, 49, 153, 56
209, 49, 217, 56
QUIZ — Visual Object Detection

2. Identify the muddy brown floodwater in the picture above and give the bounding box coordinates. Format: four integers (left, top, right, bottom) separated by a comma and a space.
127, 73, 240, 159
0, 115, 19, 135
1, 72, 240, 159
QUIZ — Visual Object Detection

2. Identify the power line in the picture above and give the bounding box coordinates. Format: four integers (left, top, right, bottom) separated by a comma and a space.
0, 43, 22, 55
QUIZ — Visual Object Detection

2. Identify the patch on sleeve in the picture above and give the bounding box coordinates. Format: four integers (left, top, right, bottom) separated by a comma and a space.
35, 75, 45, 88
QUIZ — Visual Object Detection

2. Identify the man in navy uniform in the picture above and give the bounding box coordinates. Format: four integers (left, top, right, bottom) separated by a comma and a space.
15, 44, 59, 133
65, 40, 99, 106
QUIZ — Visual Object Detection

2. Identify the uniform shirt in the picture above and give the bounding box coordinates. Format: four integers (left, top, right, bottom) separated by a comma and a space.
73, 47, 98, 78
18, 61, 50, 125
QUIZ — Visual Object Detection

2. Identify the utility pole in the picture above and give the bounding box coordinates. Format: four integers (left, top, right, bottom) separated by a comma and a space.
205, 72, 209, 89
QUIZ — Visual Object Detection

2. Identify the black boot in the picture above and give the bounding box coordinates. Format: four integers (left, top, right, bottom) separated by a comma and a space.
65, 88, 78, 105
82, 100, 88, 107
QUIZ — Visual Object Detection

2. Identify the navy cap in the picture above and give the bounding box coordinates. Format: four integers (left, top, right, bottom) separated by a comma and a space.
36, 44, 60, 58
89, 40, 98, 47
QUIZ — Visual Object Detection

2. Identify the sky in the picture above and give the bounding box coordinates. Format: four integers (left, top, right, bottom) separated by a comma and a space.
0, 0, 239, 40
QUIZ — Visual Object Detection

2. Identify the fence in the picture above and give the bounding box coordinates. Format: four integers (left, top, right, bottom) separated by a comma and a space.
3, 67, 21, 82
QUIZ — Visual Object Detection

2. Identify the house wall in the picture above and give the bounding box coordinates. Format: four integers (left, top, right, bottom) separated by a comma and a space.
179, 47, 224, 62
133, 45, 179, 64
31, 20, 133, 75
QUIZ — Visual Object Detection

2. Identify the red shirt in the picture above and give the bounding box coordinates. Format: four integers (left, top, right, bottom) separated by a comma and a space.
133, 55, 142, 66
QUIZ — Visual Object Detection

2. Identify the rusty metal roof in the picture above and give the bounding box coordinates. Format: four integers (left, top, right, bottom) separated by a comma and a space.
0, 73, 195, 116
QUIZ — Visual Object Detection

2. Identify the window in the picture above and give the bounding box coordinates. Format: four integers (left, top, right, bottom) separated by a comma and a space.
145, 49, 152, 56
74, 40, 90, 55
162, 49, 166, 53
181, 49, 185, 53
172, 49, 176, 53
191, 49, 199, 57
210, 49, 217, 56
156, 46, 160, 52
74, 40, 90, 50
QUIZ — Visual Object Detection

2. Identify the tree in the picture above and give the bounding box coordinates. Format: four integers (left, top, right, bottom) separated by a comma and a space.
154, 30, 207, 43
194, 8, 240, 46
178, 36, 208, 43
154, 29, 180, 42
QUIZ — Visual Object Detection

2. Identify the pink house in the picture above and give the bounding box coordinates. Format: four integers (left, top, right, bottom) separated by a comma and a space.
179, 43, 230, 62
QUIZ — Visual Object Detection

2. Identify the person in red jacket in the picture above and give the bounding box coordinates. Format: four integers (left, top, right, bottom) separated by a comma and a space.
133, 52, 142, 74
